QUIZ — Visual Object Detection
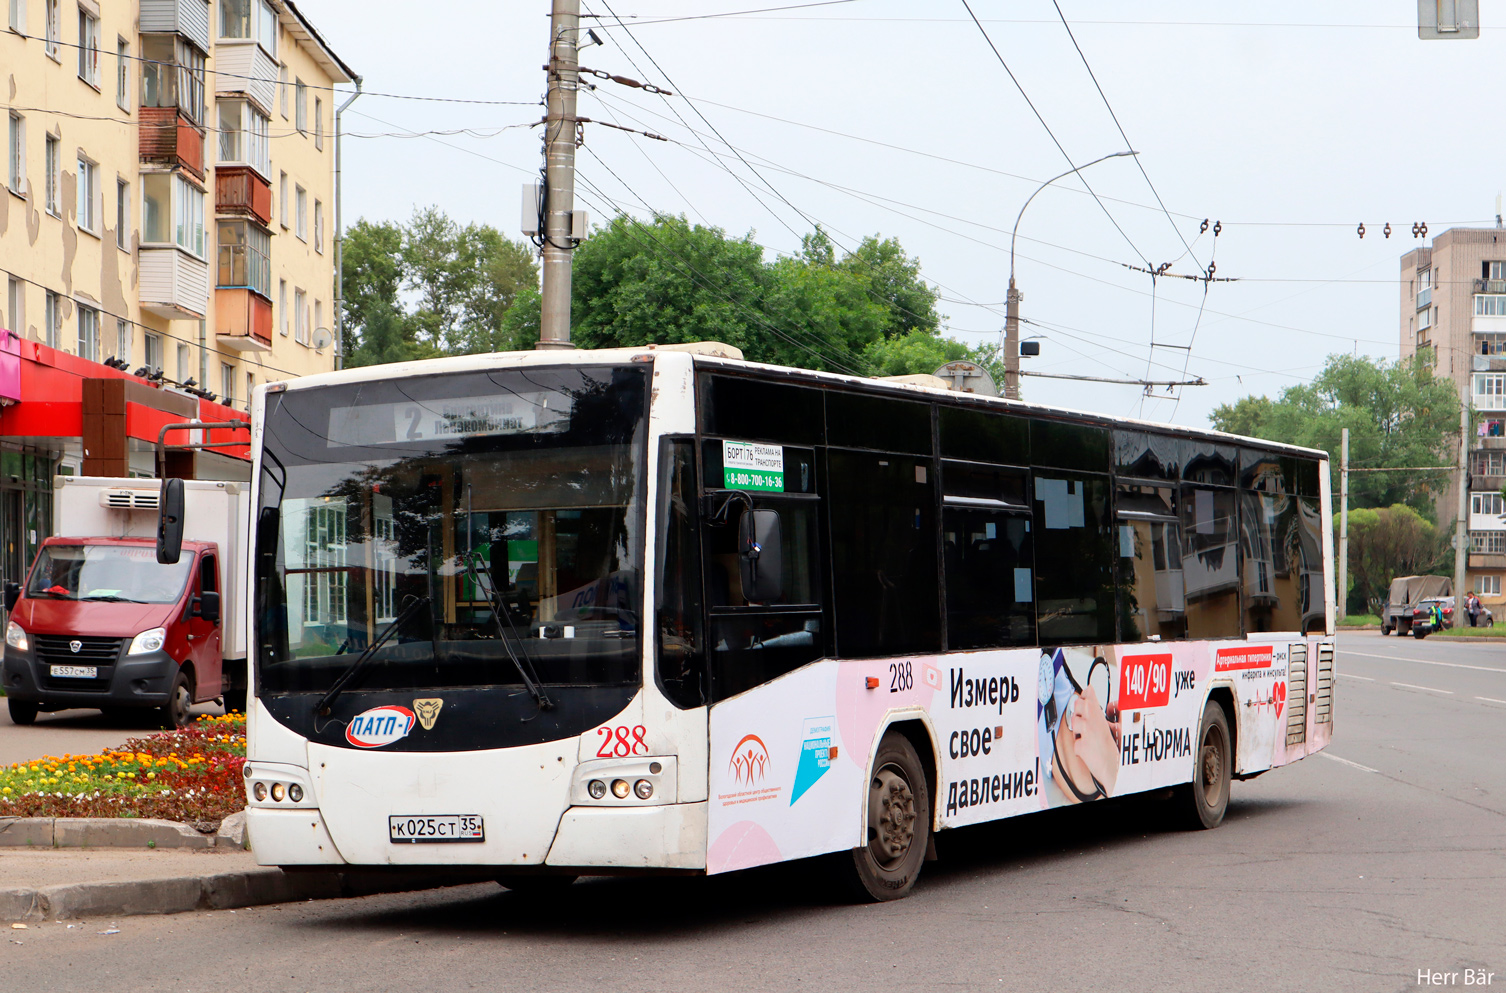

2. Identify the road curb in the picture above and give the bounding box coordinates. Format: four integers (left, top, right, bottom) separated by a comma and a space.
0, 812, 247, 850
3, 867, 484, 921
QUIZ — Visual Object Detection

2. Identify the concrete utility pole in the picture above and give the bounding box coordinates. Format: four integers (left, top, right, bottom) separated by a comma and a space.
1005, 150, 1137, 400
333, 77, 363, 371
1456, 402, 1470, 600
1338, 427, 1349, 622
538, 0, 580, 350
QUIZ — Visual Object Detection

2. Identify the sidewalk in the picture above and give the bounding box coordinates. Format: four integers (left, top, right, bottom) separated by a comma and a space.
0, 837, 485, 922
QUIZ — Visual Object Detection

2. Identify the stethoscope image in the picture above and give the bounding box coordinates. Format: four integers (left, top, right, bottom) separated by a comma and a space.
1039, 651, 1112, 803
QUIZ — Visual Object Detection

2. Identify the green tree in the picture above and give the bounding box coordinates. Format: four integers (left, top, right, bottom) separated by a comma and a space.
833, 232, 942, 337
1341, 504, 1447, 613
345, 296, 439, 369
340, 219, 405, 356
1211, 352, 1460, 520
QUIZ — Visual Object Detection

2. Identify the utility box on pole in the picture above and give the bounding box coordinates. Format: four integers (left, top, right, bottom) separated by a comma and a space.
1418, 0, 1479, 39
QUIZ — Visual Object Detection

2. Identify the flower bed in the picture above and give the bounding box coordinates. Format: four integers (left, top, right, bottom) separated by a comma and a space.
0, 713, 247, 827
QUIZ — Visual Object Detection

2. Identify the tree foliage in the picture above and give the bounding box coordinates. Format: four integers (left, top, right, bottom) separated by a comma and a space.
1210, 352, 1460, 520
1341, 504, 1448, 614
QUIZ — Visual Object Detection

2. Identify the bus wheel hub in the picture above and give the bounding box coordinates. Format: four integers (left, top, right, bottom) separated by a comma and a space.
870, 769, 917, 863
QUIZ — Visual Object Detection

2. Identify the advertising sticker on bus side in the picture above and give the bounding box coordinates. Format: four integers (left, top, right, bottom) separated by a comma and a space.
723, 441, 784, 491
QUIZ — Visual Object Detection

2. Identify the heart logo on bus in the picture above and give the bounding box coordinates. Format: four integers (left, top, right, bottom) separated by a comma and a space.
345, 706, 416, 748
1273, 681, 1287, 719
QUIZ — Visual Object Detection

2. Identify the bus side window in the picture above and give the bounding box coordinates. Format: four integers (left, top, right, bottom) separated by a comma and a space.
1033, 472, 1115, 646
656, 439, 706, 709
1180, 484, 1242, 638
941, 460, 1035, 649
1115, 483, 1186, 643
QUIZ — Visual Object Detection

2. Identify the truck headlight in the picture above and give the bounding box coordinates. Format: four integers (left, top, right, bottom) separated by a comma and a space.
127, 627, 167, 655
5, 621, 27, 652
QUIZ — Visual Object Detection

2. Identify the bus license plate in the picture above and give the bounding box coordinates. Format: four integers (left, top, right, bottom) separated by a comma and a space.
50, 665, 97, 679
388, 814, 485, 843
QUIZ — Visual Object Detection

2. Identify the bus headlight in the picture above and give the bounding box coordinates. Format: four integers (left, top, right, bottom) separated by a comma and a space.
253, 782, 268, 801
610, 779, 630, 799
270, 782, 286, 802
5, 621, 27, 652
127, 627, 167, 655
587, 779, 607, 799
288, 783, 303, 803
633, 779, 653, 799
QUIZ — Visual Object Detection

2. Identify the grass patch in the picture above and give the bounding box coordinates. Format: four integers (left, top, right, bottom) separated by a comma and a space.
1436, 624, 1505, 638
0, 713, 245, 827
1338, 614, 1382, 627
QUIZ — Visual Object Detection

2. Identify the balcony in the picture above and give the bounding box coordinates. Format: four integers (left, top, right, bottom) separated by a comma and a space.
1469, 553, 1506, 571
1471, 473, 1506, 490
139, 247, 209, 319
139, 107, 204, 179
1417, 286, 1432, 309
214, 40, 277, 115
215, 167, 272, 225
139, 0, 210, 52
215, 288, 273, 352
1477, 278, 1506, 295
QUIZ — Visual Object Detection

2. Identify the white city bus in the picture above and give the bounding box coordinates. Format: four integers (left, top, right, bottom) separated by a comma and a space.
233, 344, 1334, 900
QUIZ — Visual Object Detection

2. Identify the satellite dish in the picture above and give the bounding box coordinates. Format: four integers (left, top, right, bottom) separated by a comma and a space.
933, 361, 998, 396
312, 327, 332, 351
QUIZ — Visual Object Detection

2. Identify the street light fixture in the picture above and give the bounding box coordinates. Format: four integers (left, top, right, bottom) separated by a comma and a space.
1003, 150, 1138, 400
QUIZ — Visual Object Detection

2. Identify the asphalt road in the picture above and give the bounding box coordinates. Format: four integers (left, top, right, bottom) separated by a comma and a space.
3, 631, 1503, 993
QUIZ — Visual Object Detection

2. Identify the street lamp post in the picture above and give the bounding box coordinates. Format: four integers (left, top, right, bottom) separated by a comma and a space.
1003, 150, 1138, 400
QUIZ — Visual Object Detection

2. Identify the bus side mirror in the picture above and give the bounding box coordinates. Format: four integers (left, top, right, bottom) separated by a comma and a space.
3, 581, 19, 611
739, 509, 783, 604
196, 590, 221, 624
157, 478, 185, 565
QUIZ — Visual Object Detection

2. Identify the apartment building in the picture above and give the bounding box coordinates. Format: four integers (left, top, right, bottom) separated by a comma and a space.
0, 0, 354, 586
1399, 226, 1506, 610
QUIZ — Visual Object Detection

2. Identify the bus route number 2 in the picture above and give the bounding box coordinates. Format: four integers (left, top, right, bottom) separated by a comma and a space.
596, 725, 649, 757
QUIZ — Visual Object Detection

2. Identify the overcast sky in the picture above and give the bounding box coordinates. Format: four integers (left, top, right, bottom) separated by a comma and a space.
299, 0, 1504, 429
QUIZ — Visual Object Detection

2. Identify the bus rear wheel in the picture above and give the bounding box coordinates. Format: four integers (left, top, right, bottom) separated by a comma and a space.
834, 731, 930, 902
1174, 701, 1231, 830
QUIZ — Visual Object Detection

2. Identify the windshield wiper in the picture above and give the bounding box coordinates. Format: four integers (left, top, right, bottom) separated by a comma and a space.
316, 594, 431, 717
79, 595, 145, 603
462, 550, 553, 712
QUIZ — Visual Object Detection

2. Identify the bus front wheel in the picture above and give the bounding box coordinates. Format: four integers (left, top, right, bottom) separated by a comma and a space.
7, 698, 38, 725
834, 731, 930, 902
1174, 701, 1231, 830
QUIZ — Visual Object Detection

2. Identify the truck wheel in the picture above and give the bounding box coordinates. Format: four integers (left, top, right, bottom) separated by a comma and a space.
832, 730, 930, 902
7, 698, 38, 725
1380, 624, 1391, 636
1173, 701, 1231, 830
159, 671, 193, 729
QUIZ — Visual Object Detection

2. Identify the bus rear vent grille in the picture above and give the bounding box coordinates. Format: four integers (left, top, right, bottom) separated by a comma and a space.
1314, 644, 1333, 724
100, 490, 160, 510
1286, 644, 1308, 746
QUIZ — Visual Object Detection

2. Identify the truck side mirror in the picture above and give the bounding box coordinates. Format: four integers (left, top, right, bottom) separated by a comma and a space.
157, 477, 185, 565
196, 590, 221, 624
3, 581, 19, 612
738, 509, 784, 604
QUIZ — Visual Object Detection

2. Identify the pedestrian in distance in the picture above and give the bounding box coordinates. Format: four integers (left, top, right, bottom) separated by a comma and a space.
1468, 592, 1481, 628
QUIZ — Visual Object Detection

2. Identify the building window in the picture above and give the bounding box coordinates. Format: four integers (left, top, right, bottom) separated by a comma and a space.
278, 171, 287, 227
75, 303, 98, 361
295, 185, 306, 240
44, 0, 57, 59
116, 38, 129, 109
314, 199, 323, 253
278, 278, 287, 334
216, 220, 272, 296
220, 0, 277, 55
221, 362, 234, 404
115, 177, 128, 248
43, 133, 59, 215
76, 154, 98, 233
6, 277, 23, 334
43, 291, 60, 348
7, 0, 24, 34
77, 7, 99, 87
294, 287, 306, 344
141, 172, 205, 257
143, 330, 161, 371
7, 112, 24, 195
295, 78, 306, 134
114, 318, 129, 362
314, 96, 323, 150
1490, 262, 1506, 281
278, 64, 288, 118
1476, 295, 1506, 317
1473, 492, 1506, 517
176, 342, 190, 381
1473, 451, 1506, 476
1475, 373, 1506, 410
1470, 531, 1506, 554
217, 100, 270, 176
1417, 268, 1432, 309
1481, 576, 1503, 597
140, 34, 206, 125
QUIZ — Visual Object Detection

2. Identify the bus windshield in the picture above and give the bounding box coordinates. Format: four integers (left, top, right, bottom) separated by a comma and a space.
27, 543, 193, 603
253, 365, 648, 698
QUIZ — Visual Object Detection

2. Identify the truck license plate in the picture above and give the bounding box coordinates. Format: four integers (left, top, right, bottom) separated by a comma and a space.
50, 665, 97, 679
388, 814, 485, 843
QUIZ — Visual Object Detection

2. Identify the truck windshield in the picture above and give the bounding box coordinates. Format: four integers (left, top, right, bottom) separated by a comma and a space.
26, 544, 193, 603
254, 364, 648, 697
